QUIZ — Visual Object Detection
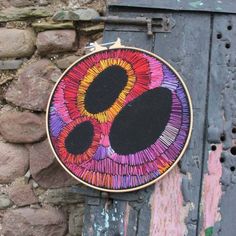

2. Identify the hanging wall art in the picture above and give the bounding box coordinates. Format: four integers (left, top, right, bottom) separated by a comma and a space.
46, 39, 193, 192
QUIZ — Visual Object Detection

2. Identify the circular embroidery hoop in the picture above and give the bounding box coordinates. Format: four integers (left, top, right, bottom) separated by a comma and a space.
46, 40, 193, 192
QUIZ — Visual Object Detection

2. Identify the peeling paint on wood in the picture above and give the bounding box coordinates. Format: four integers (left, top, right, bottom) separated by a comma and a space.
83, 198, 128, 236
155, 13, 211, 236
123, 203, 130, 236
149, 167, 190, 236
198, 14, 236, 236
125, 202, 138, 236
200, 145, 223, 236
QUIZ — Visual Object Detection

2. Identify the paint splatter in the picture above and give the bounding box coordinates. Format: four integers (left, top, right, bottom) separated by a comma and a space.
189, 1, 204, 8
205, 227, 213, 236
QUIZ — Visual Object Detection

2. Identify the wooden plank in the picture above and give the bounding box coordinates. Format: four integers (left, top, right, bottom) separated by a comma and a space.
108, 0, 236, 14
82, 198, 130, 235
199, 14, 236, 236
83, 10, 212, 236
83, 11, 211, 236
151, 12, 211, 236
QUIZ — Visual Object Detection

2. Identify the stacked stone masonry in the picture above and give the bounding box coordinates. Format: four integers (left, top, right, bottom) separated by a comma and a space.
0, 0, 106, 235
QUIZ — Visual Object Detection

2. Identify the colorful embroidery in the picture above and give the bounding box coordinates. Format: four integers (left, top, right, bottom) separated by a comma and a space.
47, 48, 192, 191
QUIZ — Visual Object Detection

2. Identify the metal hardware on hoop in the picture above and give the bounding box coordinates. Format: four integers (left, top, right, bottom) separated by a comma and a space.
85, 38, 124, 52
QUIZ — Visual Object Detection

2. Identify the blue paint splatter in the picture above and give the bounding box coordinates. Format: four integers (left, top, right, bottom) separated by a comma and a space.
189, 0, 203, 8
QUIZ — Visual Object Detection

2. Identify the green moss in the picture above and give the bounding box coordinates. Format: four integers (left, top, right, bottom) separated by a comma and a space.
32, 21, 74, 32
205, 227, 213, 236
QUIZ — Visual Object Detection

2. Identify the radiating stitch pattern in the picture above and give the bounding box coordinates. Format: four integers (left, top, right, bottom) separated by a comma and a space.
48, 48, 192, 191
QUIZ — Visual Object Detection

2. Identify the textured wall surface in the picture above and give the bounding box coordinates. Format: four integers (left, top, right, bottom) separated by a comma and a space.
0, 1, 105, 235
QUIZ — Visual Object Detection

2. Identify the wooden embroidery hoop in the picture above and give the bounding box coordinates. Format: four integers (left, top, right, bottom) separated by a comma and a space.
46, 38, 193, 193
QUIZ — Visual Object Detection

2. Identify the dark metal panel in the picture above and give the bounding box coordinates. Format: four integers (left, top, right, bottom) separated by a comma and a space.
108, 0, 236, 14
199, 14, 236, 236
154, 13, 211, 236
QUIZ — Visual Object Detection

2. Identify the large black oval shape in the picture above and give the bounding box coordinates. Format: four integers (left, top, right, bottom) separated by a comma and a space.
65, 121, 94, 155
84, 65, 128, 114
109, 87, 172, 155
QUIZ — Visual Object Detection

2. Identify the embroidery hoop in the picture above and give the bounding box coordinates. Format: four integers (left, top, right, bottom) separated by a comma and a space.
46, 38, 193, 193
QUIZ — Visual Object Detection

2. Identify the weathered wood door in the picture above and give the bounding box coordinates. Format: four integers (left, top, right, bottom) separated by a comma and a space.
81, 1, 236, 235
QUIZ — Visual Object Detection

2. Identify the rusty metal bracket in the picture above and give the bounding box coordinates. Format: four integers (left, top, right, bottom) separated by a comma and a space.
53, 9, 175, 35
87, 15, 175, 35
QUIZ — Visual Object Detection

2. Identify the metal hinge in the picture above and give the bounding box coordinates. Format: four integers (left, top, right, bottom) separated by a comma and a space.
88, 15, 175, 36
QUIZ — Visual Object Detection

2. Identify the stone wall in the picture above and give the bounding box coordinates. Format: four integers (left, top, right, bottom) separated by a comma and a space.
0, 1, 106, 235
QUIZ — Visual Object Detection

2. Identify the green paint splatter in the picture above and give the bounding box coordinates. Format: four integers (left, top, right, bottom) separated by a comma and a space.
189, 0, 204, 8
205, 227, 213, 236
